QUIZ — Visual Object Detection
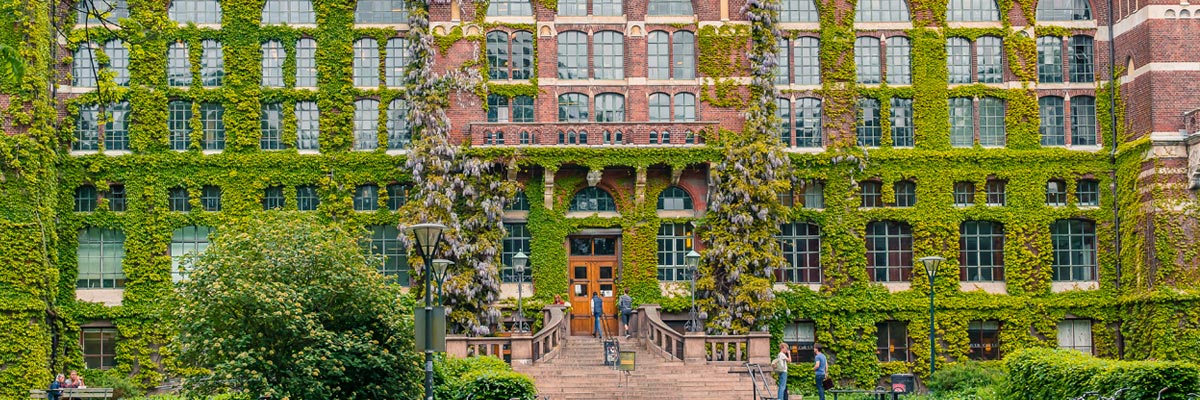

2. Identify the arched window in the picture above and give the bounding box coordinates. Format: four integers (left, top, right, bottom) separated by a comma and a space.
960, 221, 1004, 281
593, 31, 624, 79
486, 32, 511, 80
261, 40, 285, 87
1036, 0, 1092, 20
595, 93, 625, 122
865, 221, 913, 282
169, 0, 221, 24
977, 36, 1003, 83
1037, 36, 1063, 83
167, 42, 191, 87
648, 0, 693, 15
1039, 96, 1065, 146
856, 97, 882, 147
557, 93, 589, 122
262, 0, 315, 25
649, 92, 671, 122
893, 180, 916, 206
886, 36, 911, 84
947, 37, 972, 84
489, 31, 534, 80
856, 0, 910, 22
77, 227, 127, 288
672, 31, 696, 79
658, 186, 693, 210
385, 38, 412, 87
353, 38, 379, 87
890, 98, 913, 147
387, 99, 411, 149
649, 31, 670, 80
556, 31, 587, 79
200, 40, 223, 87
1046, 178, 1068, 205
1071, 95, 1097, 146
356, 0, 408, 24
353, 99, 380, 150
650, 130, 660, 144
778, 222, 821, 283
780, 0, 820, 22
103, 40, 129, 86
73, 43, 98, 87
520, 130, 532, 144
948, 0, 1000, 21
1068, 35, 1094, 83
674, 93, 696, 121
1050, 219, 1096, 281
661, 130, 672, 144
570, 187, 617, 211
170, 226, 212, 282
854, 37, 881, 84
296, 38, 317, 87
488, 0, 532, 16
794, 37, 821, 85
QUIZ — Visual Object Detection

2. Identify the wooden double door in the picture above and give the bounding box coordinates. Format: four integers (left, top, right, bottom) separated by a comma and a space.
568, 236, 620, 336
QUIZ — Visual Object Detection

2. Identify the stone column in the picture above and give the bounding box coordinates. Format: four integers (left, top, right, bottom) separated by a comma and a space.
684, 331, 707, 365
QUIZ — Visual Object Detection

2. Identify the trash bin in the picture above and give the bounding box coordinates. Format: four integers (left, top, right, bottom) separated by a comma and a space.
890, 373, 915, 394
603, 339, 619, 366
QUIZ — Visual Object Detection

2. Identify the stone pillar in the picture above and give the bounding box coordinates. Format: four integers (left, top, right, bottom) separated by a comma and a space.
446, 336, 467, 359
684, 331, 707, 365
510, 331, 534, 365
635, 167, 647, 206
543, 168, 556, 210
748, 331, 772, 365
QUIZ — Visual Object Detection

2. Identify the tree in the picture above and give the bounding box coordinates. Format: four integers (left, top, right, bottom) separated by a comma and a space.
176, 214, 421, 399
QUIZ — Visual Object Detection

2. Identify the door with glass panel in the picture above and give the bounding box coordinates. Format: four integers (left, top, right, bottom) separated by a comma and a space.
568, 236, 619, 336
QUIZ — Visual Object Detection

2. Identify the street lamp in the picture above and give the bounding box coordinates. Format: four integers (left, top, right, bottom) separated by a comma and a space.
918, 256, 945, 380
512, 251, 529, 333
685, 250, 702, 333
432, 259, 452, 306
408, 223, 446, 400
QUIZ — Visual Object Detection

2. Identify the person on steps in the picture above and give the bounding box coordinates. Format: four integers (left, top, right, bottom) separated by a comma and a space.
814, 344, 829, 400
773, 343, 790, 400
591, 291, 603, 338
618, 288, 633, 338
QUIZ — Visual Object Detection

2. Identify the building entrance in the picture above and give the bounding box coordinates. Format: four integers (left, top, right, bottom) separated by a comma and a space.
567, 236, 620, 336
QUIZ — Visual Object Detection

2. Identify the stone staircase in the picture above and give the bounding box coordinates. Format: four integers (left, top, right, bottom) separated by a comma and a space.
514, 335, 773, 400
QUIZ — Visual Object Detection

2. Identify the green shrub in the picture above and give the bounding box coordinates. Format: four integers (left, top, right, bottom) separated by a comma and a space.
1003, 348, 1200, 399
457, 370, 537, 400
80, 370, 145, 399
928, 361, 1005, 394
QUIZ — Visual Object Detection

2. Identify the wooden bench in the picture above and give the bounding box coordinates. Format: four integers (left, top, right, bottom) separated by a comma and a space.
29, 388, 115, 399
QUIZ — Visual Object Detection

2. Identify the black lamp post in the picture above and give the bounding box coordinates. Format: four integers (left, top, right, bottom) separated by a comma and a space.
918, 256, 944, 380
408, 223, 446, 400
685, 250, 702, 333
432, 259, 452, 306
513, 251, 529, 333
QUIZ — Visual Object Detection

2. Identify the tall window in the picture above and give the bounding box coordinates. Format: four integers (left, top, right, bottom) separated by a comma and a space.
487, 31, 534, 80
855, 0, 910, 21
1069, 36, 1094, 83
487, 0, 532, 16
170, 226, 212, 282
365, 225, 410, 285
295, 101, 319, 150
1037, 0, 1092, 20
559, 0, 586, 15
1037, 36, 1063, 83
802, 182, 825, 209
73, 43, 98, 87
262, 0, 315, 24
1077, 179, 1099, 206
263, 186, 285, 210
386, 183, 408, 210
1058, 319, 1093, 354
261, 103, 284, 150
978, 36, 1003, 83
947, 38, 971, 84
354, 99, 380, 150
355, 0, 408, 23
169, 0, 221, 24
261, 41, 285, 87
968, 321, 1001, 360
106, 185, 126, 212
167, 42, 191, 87
74, 105, 99, 151
866, 221, 913, 282
960, 221, 1004, 281
954, 182, 975, 206
1045, 179, 1067, 206
296, 185, 320, 211
778, 222, 821, 283
894, 180, 916, 207
672, 31, 696, 79
77, 0, 128, 25
76, 186, 98, 212
857, 98, 882, 147
558, 93, 589, 122
200, 185, 221, 211
1051, 219, 1096, 281
658, 186, 693, 210
794, 37, 821, 85
557, 31, 587, 79
876, 321, 910, 362
986, 179, 1006, 206
649, 32, 671, 80
675, 93, 697, 122
104, 102, 131, 151
949, 97, 973, 147
355, 184, 380, 211
296, 38, 317, 87
353, 38, 379, 87
77, 227, 126, 288
861, 181, 883, 207
648, 0, 693, 15
792, 98, 822, 148
200, 103, 225, 150
781, 0, 820, 22
979, 97, 1006, 146
570, 187, 616, 212
593, 31, 624, 80
657, 222, 694, 281
886, 36, 911, 85
649, 30, 696, 80
1039, 96, 1065, 146
81, 328, 118, 370
1071, 96, 1097, 146
947, 0, 1000, 21
595, 93, 625, 122
502, 223, 532, 282
200, 40, 224, 87
103, 40, 129, 86
386, 99, 412, 149
855, 37, 881, 84
385, 38, 412, 87
651, 93, 671, 122
891, 98, 913, 147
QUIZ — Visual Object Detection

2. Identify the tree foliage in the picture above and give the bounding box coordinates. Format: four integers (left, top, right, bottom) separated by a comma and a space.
176, 214, 421, 399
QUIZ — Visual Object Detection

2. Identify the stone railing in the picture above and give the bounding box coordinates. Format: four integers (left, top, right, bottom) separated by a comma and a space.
446, 304, 568, 365
464, 121, 718, 146
636, 304, 772, 365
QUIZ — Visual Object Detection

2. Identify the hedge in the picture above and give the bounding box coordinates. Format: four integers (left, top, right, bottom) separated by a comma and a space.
1003, 348, 1200, 399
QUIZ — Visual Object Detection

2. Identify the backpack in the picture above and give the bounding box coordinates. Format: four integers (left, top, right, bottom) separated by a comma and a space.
618, 295, 633, 315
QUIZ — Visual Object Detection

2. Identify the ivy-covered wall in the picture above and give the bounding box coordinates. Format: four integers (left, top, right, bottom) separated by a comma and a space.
1, 0, 1198, 395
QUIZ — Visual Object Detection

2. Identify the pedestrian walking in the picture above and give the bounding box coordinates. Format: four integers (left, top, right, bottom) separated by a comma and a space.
814, 345, 829, 400
618, 288, 633, 338
591, 291, 603, 338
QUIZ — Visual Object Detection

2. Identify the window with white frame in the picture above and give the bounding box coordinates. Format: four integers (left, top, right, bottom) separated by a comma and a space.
200, 40, 224, 87
1057, 319, 1093, 354
658, 186, 693, 210
365, 225, 410, 285
487, 31, 534, 80
855, 37, 881, 84
857, 97, 882, 147
103, 40, 129, 86
261, 103, 284, 150
169, 0, 222, 24
353, 38, 379, 87
891, 98, 913, 147
385, 38, 412, 87
354, 99, 380, 150
77, 227, 126, 288
1051, 219, 1096, 281
262, 40, 285, 87
502, 223, 532, 283
262, 0, 315, 25
595, 93, 625, 122
296, 38, 317, 87
657, 222, 694, 281
73, 43, 98, 87
558, 93, 589, 122
386, 99, 411, 149
886, 36, 911, 85
170, 226, 212, 282
200, 103, 225, 150
954, 181, 975, 206
947, 0, 1000, 21
1037, 36, 1063, 83
167, 42, 192, 87
295, 101, 319, 150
